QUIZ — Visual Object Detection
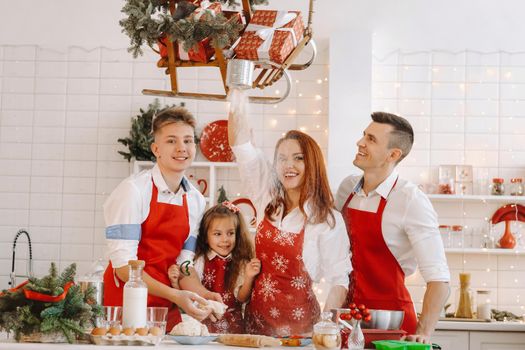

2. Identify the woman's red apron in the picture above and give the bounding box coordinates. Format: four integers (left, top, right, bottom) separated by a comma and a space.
201, 255, 244, 334
104, 180, 190, 332
245, 218, 320, 337
342, 179, 417, 334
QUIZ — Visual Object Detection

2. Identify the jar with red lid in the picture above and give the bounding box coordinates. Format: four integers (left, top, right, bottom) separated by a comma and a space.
510, 178, 524, 196
491, 178, 505, 196
451, 225, 464, 248
439, 225, 451, 248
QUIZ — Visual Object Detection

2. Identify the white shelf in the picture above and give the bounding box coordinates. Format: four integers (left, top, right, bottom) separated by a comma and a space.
445, 248, 525, 255
192, 161, 237, 168
428, 194, 525, 202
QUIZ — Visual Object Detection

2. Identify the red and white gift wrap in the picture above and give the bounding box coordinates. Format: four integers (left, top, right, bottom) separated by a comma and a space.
234, 10, 304, 64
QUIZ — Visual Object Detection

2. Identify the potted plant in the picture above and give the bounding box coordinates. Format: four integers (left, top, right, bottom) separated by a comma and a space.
0, 263, 103, 343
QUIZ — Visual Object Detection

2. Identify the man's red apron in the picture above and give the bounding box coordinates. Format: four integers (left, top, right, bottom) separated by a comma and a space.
104, 180, 190, 332
342, 179, 418, 334
201, 255, 244, 334
245, 218, 320, 337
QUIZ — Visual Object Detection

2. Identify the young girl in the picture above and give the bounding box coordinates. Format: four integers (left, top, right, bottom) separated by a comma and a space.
170, 202, 261, 334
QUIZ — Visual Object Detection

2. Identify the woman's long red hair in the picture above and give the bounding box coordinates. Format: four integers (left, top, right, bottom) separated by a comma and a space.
264, 130, 336, 227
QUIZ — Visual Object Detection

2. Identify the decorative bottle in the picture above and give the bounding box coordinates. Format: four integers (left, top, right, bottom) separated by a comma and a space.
455, 272, 473, 319
122, 260, 148, 328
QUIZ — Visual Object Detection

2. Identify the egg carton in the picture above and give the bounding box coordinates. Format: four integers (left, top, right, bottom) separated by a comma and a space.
89, 333, 164, 346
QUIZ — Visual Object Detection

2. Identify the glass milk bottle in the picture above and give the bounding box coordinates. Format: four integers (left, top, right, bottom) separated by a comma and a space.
122, 260, 148, 328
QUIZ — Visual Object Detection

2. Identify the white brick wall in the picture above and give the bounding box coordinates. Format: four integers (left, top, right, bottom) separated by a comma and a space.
373, 50, 525, 316
0, 45, 329, 289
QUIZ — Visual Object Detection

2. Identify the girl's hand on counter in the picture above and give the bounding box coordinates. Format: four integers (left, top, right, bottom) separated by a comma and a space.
203, 290, 223, 304
172, 290, 211, 321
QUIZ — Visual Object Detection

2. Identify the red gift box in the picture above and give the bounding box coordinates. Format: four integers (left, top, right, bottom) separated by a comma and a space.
234, 10, 304, 64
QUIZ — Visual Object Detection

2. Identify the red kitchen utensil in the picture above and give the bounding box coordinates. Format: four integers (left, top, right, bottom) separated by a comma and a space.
199, 120, 235, 162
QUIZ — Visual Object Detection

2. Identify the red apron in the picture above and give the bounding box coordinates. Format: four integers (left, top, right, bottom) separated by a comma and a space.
103, 180, 190, 332
342, 179, 418, 334
201, 255, 244, 334
245, 218, 320, 337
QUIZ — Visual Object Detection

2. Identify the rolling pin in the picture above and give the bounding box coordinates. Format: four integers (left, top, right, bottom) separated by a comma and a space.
218, 334, 281, 348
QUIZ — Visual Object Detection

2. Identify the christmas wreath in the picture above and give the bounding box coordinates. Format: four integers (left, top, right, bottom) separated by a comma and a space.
120, 0, 267, 58
0, 263, 103, 343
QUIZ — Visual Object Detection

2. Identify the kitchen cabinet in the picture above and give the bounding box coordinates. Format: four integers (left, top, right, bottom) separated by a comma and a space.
470, 331, 525, 349
432, 330, 469, 350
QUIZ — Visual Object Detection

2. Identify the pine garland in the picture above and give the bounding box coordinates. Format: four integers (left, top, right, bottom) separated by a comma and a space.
0, 263, 103, 343
118, 99, 185, 162
120, 0, 266, 58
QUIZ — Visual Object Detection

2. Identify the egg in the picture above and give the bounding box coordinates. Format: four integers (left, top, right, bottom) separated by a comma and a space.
135, 327, 149, 336
149, 326, 163, 336
91, 327, 108, 336
108, 327, 121, 336
122, 327, 135, 336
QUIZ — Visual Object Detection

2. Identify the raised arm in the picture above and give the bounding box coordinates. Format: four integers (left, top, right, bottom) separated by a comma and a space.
228, 89, 251, 146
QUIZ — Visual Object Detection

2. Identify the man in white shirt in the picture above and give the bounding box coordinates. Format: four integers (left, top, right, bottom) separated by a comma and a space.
336, 112, 450, 344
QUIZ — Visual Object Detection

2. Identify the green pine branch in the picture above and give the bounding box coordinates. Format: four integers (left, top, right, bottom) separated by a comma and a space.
120, 0, 265, 58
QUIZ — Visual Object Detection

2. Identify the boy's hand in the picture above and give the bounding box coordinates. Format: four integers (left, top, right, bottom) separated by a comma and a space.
245, 258, 261, 279
168, 264, 180, 289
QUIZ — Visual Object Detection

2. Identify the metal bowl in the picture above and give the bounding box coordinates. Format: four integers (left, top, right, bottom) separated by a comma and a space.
331, 308, 404, 330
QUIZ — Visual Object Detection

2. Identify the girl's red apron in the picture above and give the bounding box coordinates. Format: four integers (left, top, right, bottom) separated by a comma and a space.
104, 180, 190, 332
245, 218, 320, 337
201, 255, 244, 334
342, 179, 417, 334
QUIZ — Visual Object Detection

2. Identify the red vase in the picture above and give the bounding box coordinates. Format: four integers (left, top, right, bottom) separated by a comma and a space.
499, 220, 517, 249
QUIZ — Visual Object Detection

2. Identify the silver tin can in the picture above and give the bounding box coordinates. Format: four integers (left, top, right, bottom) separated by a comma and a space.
226, 59, 254, 89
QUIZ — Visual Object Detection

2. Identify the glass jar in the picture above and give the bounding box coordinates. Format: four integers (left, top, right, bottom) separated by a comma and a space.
122, 260, 148, 328
312, 311, 342, 350
476, 290, 492, 320
439, 225, 451, 248
438, 178, 455, 194
510, 178, 524, 196
451, 225, 464, 248
491, 178, 505, 195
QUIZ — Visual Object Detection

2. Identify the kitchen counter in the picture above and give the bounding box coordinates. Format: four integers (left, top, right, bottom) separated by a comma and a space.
436, 320, 525, 331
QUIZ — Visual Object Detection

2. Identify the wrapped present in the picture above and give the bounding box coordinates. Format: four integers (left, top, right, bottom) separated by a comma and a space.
234, 10, 304, 64
191, 0, 222, 21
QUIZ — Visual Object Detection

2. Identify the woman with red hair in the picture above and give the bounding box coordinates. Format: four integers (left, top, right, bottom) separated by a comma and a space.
228, 91, 352, 337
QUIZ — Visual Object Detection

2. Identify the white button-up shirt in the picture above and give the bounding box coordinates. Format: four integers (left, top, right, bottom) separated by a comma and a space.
335, 171, 450, 283
104, 163, 207, 268
232, 142, 352, 287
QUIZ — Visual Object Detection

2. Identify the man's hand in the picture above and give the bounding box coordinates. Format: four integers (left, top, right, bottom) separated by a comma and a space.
245, 258, 261, 279
402, 334, 431, 344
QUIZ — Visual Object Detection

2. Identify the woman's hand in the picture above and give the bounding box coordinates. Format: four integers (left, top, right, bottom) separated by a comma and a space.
245, 258, 261, 279
168, 264, 180, 289
172, 290, 211, 321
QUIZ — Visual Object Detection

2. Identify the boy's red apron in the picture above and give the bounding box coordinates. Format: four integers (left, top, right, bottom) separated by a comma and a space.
342, 179, 417, 334
245, 218, 320, 337
201, 256, 244, 333
104, 180, 190, 332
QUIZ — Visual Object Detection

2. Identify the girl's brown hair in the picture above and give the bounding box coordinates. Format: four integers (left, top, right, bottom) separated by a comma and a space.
196, 203, 254, 291
264, 130, 336, 227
